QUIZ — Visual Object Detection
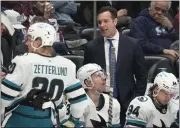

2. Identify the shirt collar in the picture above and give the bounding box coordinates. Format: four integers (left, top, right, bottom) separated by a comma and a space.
104, 29, 119, 42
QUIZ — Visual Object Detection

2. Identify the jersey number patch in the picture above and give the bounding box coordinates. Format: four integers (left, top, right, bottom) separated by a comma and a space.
66, 103, 70, 115
127, 105, 140, 117
32, 77, 64, 101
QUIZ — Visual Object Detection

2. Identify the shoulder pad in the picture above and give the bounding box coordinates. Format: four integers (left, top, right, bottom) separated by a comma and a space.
127, 96, 153, 117
131, 96, 152, 107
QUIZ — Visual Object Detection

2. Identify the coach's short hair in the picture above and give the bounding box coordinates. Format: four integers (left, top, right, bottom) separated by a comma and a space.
98, 6, 117, 19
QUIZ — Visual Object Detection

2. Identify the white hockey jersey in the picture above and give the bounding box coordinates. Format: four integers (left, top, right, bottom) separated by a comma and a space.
65, 93, 121, 127
1, 53, 88, 120
125, 95, 179, 128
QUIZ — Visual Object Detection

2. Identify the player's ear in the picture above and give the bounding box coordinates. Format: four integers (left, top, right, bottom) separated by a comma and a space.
113, 17, 118, 26
153, 87, 159, 97
84, 79, 92, 88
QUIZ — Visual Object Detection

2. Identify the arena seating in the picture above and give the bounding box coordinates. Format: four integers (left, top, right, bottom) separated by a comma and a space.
121, 28, 130, 36
145, 56, 166, 73
147, 57, 177, 83
80, 28, 101, 41
63, 55, 84, 71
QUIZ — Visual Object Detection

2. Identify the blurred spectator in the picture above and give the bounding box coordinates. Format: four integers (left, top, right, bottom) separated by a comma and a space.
14, 16, 50, 57
2, 10, 26, 62
173, 7, 179, 33
130, 1, 179, 58
1, 12, 15, 68
1, 1, 33, 28
31, 1, 54, 19
76, 1, 132, 28
116, 9, 132, 29
51, 1, 78, 25
112, 1, 140, 18
30, 1, 59, 32
30, 16, 49, 25
4, 9, 26, 43
76, 1, 111, 26
1, 12, 15, 36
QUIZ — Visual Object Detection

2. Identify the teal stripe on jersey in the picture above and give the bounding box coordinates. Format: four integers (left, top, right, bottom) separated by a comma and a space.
1, 92, 15, 101
57, 102, 64, 109
65, 82, 81, 92
69, 96, 87, 104
112, 124, 121, 127
3, 78, 21, 90
60, 119, 68, 125
126, 119, 146, 128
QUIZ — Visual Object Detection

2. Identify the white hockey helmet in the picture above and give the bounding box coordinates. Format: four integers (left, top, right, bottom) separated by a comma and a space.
154, 71, 179, 94
27, 22, 56, 48
77, 63, 106, 89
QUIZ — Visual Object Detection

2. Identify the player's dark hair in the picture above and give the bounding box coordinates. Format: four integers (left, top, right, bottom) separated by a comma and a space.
148, 84, 158, 96
98, 6, 117, 19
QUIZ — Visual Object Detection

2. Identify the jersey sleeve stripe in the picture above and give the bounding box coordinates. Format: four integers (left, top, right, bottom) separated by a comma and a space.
56, 102, 64, 109
66, 87, 86, 99
60, 119, 68, 125
68, 94, 87, 104
2, 84, 20, 97
2, 78, 21, 91
112, 124, 121, 127
65, 82, 82, 93
126, 120, 146, 128
1, 92, 15, 101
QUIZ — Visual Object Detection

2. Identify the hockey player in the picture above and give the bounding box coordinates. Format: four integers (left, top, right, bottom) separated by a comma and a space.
1, 22, 88, 127
125, 71, 179, 128
75, 63, 121, 127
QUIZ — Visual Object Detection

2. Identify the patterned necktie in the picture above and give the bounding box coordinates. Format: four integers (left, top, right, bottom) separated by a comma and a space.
107, 39, 117, 127
107, 39, 118, 98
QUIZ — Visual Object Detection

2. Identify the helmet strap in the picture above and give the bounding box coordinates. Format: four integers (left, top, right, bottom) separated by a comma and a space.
89, 77, 101, 96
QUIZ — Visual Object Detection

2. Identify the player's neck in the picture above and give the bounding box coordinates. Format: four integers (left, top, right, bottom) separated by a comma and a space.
153, 97, 167, 108
87, 91, 100, 107
36, 48, 52, 56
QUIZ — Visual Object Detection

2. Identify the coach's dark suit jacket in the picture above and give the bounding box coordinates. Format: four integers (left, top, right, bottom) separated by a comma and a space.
83, 34, 147, 109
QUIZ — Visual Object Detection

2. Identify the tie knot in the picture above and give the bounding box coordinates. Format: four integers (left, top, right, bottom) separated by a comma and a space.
107, 38, 114, 42
107, 39, 114, 47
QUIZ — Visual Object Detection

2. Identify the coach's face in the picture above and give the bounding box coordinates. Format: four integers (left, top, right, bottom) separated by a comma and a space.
98, 11, 117, 38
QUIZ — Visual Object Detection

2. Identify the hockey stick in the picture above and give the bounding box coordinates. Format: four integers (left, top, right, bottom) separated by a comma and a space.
108, 46, 116, 127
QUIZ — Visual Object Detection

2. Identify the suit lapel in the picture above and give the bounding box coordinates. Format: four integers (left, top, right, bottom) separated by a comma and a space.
117, 34, 125, 71
97, 37, 106, 70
